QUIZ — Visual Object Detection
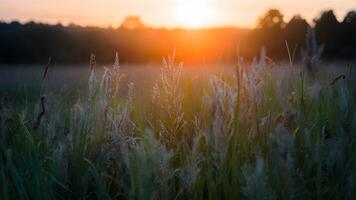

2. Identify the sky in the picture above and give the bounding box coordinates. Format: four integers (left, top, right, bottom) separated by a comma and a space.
0, 0, 356, 28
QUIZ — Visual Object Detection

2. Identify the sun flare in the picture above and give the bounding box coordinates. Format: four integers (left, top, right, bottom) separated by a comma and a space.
174, 0, 213, 28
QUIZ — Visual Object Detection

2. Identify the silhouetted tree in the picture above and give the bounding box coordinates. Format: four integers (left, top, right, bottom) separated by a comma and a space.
343, 11, 356, 24
314, 10, 340, 58
253, 9, 286, 59
257, 9, 285, 29
339, 11, 356, 58
120, 16, 145, 30
285, 15, 310, 59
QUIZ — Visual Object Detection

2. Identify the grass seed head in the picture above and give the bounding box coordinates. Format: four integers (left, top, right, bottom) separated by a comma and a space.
90, 53, 96, 71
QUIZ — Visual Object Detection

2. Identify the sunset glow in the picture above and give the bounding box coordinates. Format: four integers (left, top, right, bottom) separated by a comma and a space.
174, 0, 214, 28
0, 0, 356, 28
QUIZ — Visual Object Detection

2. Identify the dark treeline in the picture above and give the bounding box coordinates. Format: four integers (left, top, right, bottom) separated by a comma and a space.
0, 9, 355, 65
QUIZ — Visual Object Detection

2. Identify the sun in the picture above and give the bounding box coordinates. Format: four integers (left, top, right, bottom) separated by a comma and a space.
174, 0, 213, 28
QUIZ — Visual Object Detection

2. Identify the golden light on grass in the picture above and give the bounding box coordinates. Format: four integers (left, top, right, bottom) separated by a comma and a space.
174, 0, 214, 28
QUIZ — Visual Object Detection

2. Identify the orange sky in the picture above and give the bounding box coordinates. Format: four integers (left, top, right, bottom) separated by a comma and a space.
0, 0, 355, 28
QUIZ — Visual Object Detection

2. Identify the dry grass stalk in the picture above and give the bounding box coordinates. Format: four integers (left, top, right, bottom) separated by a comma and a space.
33, 95, 46, 130
329, 74, 346, 86
42, 57, 51, 80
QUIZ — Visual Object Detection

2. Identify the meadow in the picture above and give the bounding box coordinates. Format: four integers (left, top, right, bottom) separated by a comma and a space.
0, 48, 355, 200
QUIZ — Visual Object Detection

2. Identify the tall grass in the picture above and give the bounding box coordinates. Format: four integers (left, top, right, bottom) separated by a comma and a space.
0, 48, 355, 199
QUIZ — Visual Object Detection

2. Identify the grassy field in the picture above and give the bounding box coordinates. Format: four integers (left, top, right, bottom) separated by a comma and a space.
0, 52, 355, 199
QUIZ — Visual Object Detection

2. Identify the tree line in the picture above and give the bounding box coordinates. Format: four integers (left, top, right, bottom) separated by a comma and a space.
0, 9, 355, 65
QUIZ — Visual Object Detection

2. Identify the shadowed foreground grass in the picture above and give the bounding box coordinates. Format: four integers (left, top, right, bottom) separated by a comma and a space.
0, 52, 355, 199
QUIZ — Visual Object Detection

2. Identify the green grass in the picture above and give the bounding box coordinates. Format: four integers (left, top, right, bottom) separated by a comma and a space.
0, 54, 355, 199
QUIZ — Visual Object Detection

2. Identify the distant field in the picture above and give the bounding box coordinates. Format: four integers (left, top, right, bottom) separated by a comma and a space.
0, 63, 234, 105
0, 62, 352, 94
